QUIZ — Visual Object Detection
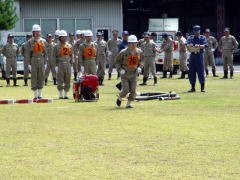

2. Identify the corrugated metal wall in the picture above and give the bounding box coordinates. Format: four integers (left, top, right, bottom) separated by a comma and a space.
19, 0, 123, 36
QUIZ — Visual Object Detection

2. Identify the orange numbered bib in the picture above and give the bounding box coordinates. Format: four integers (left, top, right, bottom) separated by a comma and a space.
60, 46, 71, 56
127, 55, 139, 67
84, 47, 95, 58
33, 42, 44, 53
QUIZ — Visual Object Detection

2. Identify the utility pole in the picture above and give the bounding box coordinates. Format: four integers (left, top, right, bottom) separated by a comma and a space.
217, 0, 225, 40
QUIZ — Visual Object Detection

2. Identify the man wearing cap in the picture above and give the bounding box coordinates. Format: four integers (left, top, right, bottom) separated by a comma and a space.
53, 30, 73, 99
219, 27, 239, 79
68, 32, 75, 47
186, 25, 208, 92
78, 30, 97, 75
44, 34, 57, 86
73, 30, 85, 80
140, 32, 158, 85
21, 33, 32, 86
25, 24, 48, 100
107, 30, 122, 80
203, 28, 218, 77
115, 35, 143, 108
150, 32, 157, 43
1, 34, 19, 86
95, 31, 107, 85
137, 33, 145, 48
176, 31, 189, 79
159, 33, 174, 78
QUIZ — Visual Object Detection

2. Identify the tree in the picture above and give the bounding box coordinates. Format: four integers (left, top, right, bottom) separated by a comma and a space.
0, 0, 19, 30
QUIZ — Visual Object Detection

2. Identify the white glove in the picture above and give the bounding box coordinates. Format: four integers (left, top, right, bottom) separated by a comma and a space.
120, 69, 126, 75
211, 48, 215, 52
28, 65, 31, 71
44, 64, 47, 70
81, 66, 85, 73
96, 65, 98, 70
107, 51, 112, 56
137, 67, 142, 74
55, 66, 58, 73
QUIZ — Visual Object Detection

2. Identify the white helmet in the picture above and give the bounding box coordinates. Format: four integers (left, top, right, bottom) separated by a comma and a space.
84, 30, 93, 37
128, 35, 138, 43
82, 30, 86, 36
59, 30, 67, 37
55, 30, 61, 36
76, 30, 83, 35
32, 24, 41, 32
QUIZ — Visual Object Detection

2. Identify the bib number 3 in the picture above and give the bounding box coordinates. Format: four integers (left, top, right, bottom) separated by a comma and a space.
84, 47, 95, 58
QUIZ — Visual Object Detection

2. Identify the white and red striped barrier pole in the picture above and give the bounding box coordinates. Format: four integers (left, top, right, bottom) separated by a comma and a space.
0, 100, 14, 104
15, 99, 33, 104
35, 98, 53, 103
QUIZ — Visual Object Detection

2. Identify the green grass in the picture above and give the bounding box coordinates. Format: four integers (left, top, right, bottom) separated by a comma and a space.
0, 74, 240, 180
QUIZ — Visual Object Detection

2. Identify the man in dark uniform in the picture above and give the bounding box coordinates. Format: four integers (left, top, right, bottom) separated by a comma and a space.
186, 25, 208, 92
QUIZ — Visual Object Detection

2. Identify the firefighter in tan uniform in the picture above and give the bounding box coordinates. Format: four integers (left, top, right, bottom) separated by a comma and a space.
116, 35, 143, 108
21, 33, 32, 86
45, 34, 57, 85
107, 30, 122, 80
78, 30, 97, 75
176, 31, 189, 79
73, 30, 85, 80
53, 30, 73, 99
25, 24, 48, 100
140, 32, 157, 85
160, 33, 174, 78
137, 33, 145, 48
203, 28, 218, 77
95, 32, 107, 85
68, 32, 76, 49
1, 34, 19, 87
219, 27, 239, 79
54, 30, 60, 44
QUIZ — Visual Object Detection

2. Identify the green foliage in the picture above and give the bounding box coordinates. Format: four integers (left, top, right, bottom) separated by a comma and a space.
0, 0, 19, 30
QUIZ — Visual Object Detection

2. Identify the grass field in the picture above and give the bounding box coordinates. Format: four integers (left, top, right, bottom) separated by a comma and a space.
0, 74, 240, 180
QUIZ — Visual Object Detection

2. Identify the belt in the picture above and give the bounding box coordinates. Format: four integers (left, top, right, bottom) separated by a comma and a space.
144, 55, 155, 57
223, 49, 233, 51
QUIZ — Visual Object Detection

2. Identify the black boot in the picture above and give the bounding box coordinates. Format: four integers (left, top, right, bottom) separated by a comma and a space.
116, 82, 122, 91
139, 76, 147, 86
168, 71, 173, 79
154, 76, 157, 85
201, 83, 206, 92
74, 72, 77, 81
101, 77, 104, 85
13, 78, 19, 87
45, 79, 48, 86
53, 78, 57, 85
99, 77, 104, 86
6, 78, 10, 87
108, 73, 112, 80
212, 69, 218, 77
161, 71, 167, 79
221, 70, 228, 79
188, 83, 196, 92
206, 69, 209, 77
24, 79, 28, 86
230, 70, 234, 79
178, 71, 185, 79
